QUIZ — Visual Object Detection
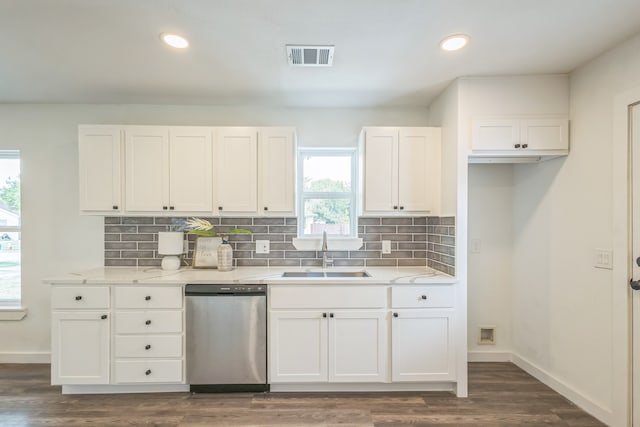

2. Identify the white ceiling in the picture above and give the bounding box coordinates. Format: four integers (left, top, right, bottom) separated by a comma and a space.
2, 0, 640, 108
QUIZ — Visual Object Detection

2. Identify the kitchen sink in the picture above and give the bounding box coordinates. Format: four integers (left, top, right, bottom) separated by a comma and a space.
281, 271, 371, 278
324, 271, 371, 278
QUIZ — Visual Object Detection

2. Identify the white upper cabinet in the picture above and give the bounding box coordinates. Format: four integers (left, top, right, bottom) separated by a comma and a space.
471, 116, 568, 157
215, 127, 296, 216
78, 126, 122, 213
125, 126, 212, 213
361, 127, 441, 215
214, 127, 258, 214
168, 128, 213, 212
258, 128, 296, 215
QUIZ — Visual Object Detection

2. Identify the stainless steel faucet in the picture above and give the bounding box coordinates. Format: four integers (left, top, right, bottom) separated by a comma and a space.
322, 231, 333, 269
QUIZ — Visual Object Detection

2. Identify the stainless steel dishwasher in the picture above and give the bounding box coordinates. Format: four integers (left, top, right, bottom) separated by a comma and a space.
185, 284, 268, 392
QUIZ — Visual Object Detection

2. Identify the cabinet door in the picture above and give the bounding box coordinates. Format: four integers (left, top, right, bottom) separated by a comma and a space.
328, 311, 387, 382
521, 118, 569, 151
215, 128, 258, 213
391, 309, 455, 382
258, 128, 295, 215
51, 311, 110, 385
78, 126, 122, 212
471, 118, 520, 151
398, 128, 440, 213
363, 128, 398, 212
125, 127, 169, 212
269, 311, 328, 383
169, 127, 213, 212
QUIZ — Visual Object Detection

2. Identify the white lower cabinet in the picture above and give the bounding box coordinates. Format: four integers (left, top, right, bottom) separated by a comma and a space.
113, 285, 184, 384
391, 309, 455, 381
50, 284, 185, 389
51, 311, 110, 385
269, 310, 387, 383
269, 285, 387, 384
390, 285, 456, 382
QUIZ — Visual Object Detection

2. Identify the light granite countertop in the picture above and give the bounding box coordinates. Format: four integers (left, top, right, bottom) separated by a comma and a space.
44, 266, 456, 286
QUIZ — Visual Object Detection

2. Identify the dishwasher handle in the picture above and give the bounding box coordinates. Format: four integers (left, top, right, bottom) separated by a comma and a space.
185, 284, 266, 296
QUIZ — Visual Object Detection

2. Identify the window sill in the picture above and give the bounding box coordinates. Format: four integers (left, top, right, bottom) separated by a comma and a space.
292, 237, 363, 251
0, 305, 27, 321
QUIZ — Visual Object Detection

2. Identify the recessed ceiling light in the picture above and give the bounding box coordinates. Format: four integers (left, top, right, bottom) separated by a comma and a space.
161, 33, 189, 49
440, 34, 469, 52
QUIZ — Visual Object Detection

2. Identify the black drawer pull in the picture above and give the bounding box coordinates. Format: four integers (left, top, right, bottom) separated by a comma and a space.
145, 344, 151, 350
145, 320, 151, 325
75, 295, 82, 301
112, 205, 118, 210
145, 369, 151, 376
393, 312, 399, 318
101, 314, 107, 320
329, 313, 334, 318
322, 313, 327, 318
421, 295, 428, 300
145, 295, 151, 301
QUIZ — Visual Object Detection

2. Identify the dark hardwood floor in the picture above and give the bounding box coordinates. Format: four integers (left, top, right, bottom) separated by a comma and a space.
0, 363, 605, 426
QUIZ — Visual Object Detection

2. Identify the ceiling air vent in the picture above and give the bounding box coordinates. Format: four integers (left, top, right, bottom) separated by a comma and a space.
286, 45, 334, 66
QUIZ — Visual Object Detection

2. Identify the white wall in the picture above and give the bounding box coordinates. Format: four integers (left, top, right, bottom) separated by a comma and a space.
0, 104, 428, 358
467, 164, 513, 357
511, 31, 640, 425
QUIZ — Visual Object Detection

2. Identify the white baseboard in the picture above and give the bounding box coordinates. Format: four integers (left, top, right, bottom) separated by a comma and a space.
511, 353, 612, 426
0, 352, 50, 363
468, 351, 513, 362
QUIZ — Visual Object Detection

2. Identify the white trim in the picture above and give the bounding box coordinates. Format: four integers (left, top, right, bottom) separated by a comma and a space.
291, 237, 363, 251
467, 351, 512, 362
0, 305, 27, 321
0, 351, 50, 363
270, 382, 455, 393
62, 384, 189, 395
612, 86, 640, 427
511, 353, 612, 426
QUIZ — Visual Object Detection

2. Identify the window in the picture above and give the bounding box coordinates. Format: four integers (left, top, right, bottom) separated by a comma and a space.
0, 150, 21, 304
298, 148, 357, 237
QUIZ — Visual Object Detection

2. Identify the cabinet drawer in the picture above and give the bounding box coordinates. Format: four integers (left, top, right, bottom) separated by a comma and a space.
391, 285, 454, 308
114, 359, 183, 384
115, 335, 182, 358
115, 310, 183, 334
115, 286, 182, 309
270, 286, 386, 309
51, 286, 110, 309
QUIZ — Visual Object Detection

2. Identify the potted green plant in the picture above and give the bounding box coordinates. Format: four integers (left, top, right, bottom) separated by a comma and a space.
185, 217, 251, 270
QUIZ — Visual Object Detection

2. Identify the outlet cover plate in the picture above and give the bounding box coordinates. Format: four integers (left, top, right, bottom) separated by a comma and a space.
256, 240, 270, 254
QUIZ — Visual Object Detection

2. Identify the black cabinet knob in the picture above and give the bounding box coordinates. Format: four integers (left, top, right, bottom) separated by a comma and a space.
421, 295, 427, 300
145, 320, 151, 325
145, 369, 151, 376
399, 206, 404, 210
145, 344, 151, 350
322, 313, 327, 318
218, 206, 223, 211
162, 206, 168, 210
393, 206, 398, 210
145, 295, 151, 301
101, 314, 107, 320
169, 206, 175, 210
329, 313, 334, 318
264, 206, 268, 211
112, 205, 118, 210
393, 312, 399, 318
522, 143, 529, 149
514, 143, 521, 148
75, 295, 82, 301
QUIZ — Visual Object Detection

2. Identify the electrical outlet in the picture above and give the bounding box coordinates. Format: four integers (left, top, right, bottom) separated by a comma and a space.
382, 240, 391, 254
256, 240, 270, 254
593, 248, 613, 269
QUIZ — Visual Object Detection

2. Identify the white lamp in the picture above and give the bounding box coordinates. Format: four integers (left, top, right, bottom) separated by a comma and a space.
158, 232, 184, 271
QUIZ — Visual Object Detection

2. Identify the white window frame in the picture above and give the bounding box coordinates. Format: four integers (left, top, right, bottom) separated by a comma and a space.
0, 150, 25, 320
297, 148, 358, 238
